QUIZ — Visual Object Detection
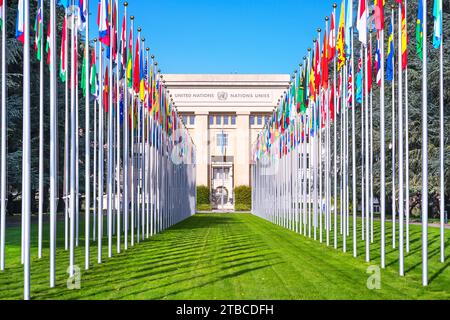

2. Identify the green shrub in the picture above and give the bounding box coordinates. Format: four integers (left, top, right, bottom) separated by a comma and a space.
197, 185, 210, 205
197, 203, 212, 212
234, 185, 252, 211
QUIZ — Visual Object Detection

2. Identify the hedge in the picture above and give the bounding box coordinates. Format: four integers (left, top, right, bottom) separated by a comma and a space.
234, 185, 252, 211
197, 185, 210, 206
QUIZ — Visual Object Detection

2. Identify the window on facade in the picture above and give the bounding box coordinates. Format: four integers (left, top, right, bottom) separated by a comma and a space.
217, 133, 228, 148
182, 115, 188, 124
223, 116, 229, 125
209, 116, 214, 125
231, 115, 236, 125
257, 115, 263, 125
189, 115, 195, 125
216, 115, 222, 125
250, 115, 255, 126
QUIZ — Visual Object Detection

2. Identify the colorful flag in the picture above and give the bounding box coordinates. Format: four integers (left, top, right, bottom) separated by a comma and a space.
34, 0, 44, 61
336, 0, 345, 71
81, 48, 88, 97
321, 28, 329, 90
90, 49, 97, 96
0, 0, 4, 31
329, 82, 335, 121
416, 0, 424, 60
356, 56, 362, 104
133, 33, 140, 93
98, 0, 110, 46
386, 20, 394, 82
375, 32, 382, 85
127, 28, 133, 88
16, 0, 25, 44
59, 16, 67, 82
345, 0, 353, 57
433, 0, 442, 48
103, 67, 109, 112
400, 2, 407, 70
111, 0, 118, 62
356, 0, 367, 45
347, 64, 353, 106
121, 14, 126, 66
78, 0, 87, 31
45, 18, 51, 67
374, 0, 385, 31
139, 46, 146, 101
328, 10, 336, 62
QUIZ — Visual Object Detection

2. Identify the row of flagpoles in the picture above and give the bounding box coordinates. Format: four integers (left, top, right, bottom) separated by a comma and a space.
0, 0, 197, 300
252, 0, 444, 286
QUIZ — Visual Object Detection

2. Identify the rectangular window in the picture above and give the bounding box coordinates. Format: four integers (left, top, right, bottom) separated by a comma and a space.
209, 116, 214, 125
223, 116, 229, 125
217, 133, 228, 148
182, 115, 188, 124
250, 115, 255, 126
216, 115, 222, 125
231, 115, 236, 125
189, 115, 195, 125
257, 115, 263, 125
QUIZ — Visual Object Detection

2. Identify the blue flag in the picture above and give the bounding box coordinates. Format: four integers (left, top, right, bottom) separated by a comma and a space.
386, 21, 394, 82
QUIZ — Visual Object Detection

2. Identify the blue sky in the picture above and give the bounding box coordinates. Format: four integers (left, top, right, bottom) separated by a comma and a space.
90, 0, 337, 74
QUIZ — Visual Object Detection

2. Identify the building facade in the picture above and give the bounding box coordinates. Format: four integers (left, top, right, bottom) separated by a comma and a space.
164, 74, 290, 209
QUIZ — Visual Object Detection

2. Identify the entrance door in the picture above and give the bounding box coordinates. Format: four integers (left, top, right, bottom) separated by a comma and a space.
211, 165, 233, 210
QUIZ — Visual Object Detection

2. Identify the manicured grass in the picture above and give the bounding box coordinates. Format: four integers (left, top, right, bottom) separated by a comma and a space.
0, 213, 449, 300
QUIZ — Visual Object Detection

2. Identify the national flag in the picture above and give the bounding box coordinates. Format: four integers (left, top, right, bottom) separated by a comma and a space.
97, 0, 110, 46
368, 39, 373, 92
103, 67, 109, 112
127, 28, 133, 88
433, 0, 442, 48
336, 0, 345, 71
120, 14, 126, 66
356, 55, 363, 104
386, 20, 394, 82
416, 0, 424, 60
374, 0, 385, 31
139, 46, 146, 101
81, 48, 88, 97
90, 49, 97, 96
45, 18, 51, 67
0, 0, 4, 31
78, 0, 87, 31
133, 33, 140, 93
298, 70, 307, 114
345, 0, 353, 57
314, 40, 320, 92
356, 0, 367, 45
321, 28, 329, 90
375, 32, 382, 85
328, 11, 336, 62
400, 2, 407, 70
34, 0, 44, 61
347, 64, 353, 106
16, 0, 25, 44
59, 16, 67, 82
329, 83, 335, 121
111, 0, 118, 62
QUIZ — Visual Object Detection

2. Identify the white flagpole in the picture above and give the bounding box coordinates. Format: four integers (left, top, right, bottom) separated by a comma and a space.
93, 40, 98, 243
115, 0, 121, 254
64, 10, 69, 251
369, 30, 374, 244
379, 25, 386, 268
0, 0, 7, 271
85, 0, 90, 270
69, 11, 77, 277
405, 0, 410, 254
107, 9, 114, 259
49, 0, 57, 287
23, 0, 31, 300
38, 0, 44, 259
397, 1, 404, 276
351, 25, 357, 258
342, 62, 347, 252
438, 0, 444, 264
364, 12, 370, 263
123, 6, 129, 250
332, 3, 337, 249
98, 43, 104, 264
391, 6, 396, 249
75, 23, 80, 249
421, 0, 428, 287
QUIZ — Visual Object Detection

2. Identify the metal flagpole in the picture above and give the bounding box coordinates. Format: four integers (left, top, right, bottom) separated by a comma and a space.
70, 10, 76, 276
64, 10, 69, 251
438, 0, 444, 264
397, 1, 404, 276
405, 0, 410, 254
351, 25, 357, 258
332, 3, 337, 249
108, 8, 114, 258
93, 40, 98, 243
98, 43, 104, 264
75, 21, 80, 249
123, 6, 129, 250
0, 0, 6, 271
369, 30, 374, 244
85, 0, 90, 270
38, 0, 44, 259
342, 63, 347, 252
421, 0, 428, 287
23, 0, 31, 300
364, 9, 370, 263
116, 0, 121, 254
49, 0, 57, 287
391, 5, 396, 250
379, 24, 386, 268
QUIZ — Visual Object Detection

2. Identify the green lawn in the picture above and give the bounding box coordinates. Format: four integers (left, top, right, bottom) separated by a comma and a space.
0, 213, 449, 300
